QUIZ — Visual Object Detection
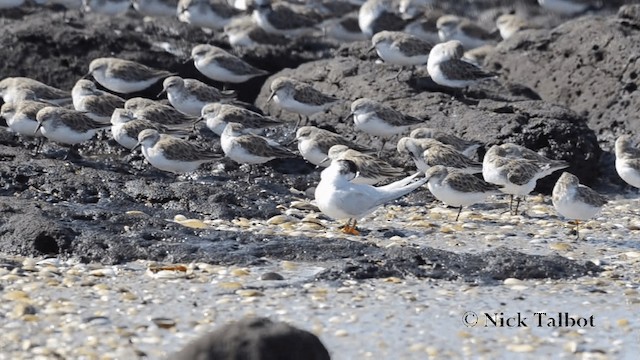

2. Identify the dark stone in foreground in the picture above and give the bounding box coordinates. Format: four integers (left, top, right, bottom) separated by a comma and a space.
317, 247, 602, 282
171, 317, 330, 360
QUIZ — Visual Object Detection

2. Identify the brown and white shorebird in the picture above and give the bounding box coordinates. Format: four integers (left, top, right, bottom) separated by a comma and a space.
322, 13, 368, 43
369, 30, 433, 80
403, 7, 443, 45
324, 144, 405, 185
483, 144, 568, 214
190, 44, 269, 85
358, 0, 409, 39
110, 108, 190, 150
177, 0, 242, 30
424, 165, 502, 221
295, 126, 372, 167
252, 0, 320, 37
220, 122, 297, 166
410, 127, 481, 158
35, 106, 110, 158
0, 77, 71, 105
71, 79, 125, 123
348, 98, 425, 155
0, 90, 49, 151
124, 97, 199, 126
615, 135, 640, 189
436, 15, 495, 50
552, 172, 607, 239
397, 137, 482, 174
198, 103, 283, 136
224, 16, 290, 47
134, 129, 221, 173
427, 40, 496, 88
86, 57, 175, 94
267, 77, 341, 127
495, 14, 533, 40
159, 76, 235, 117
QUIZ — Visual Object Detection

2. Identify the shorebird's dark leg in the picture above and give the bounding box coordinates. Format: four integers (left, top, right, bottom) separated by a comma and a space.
513, 196, 522, 215
377, 138, 387, 156
294, 114, 305, 130
34, 137, 45, 156
64, 144, 78, 161
393, 67, 404, 81
455, 206, 463, 221
575, 220, 580, 240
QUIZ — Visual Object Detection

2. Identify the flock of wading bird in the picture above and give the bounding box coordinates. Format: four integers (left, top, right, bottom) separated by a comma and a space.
0, 0, 630, 239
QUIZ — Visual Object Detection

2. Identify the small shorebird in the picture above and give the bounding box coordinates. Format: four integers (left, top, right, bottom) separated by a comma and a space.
86, 57, 175, 94
552, 172, 607, 239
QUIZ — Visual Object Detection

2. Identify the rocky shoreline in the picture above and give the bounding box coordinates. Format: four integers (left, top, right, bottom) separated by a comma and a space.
0, 2, 640, 358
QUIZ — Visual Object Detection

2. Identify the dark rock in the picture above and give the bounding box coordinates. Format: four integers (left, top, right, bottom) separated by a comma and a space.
171, 317, 330, 360
0, 203, 76, 257
260, 272, 285, 280
318, 246, 602, 282
255, 44, 601, 190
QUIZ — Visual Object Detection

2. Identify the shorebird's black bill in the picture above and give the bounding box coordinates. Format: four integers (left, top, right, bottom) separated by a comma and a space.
266, 91, 275, 104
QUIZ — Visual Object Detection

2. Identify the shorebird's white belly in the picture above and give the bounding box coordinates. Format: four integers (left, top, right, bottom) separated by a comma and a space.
298, 140, 328, 167
93, 72, 159, 94
111, 124, 136, 149
616, 159, 640, 189
353, 113, 408, 137
7, 114, 41, 137
428, 181, 490, 207
273, 94, 326, 116
427, 62, 474, 88
376, 43, 428, 66
553, 189, 601, 220
196, 60, 254, 84
41, 123, 96, 145
168, 92, 206, 117
142, 145, 201, 173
